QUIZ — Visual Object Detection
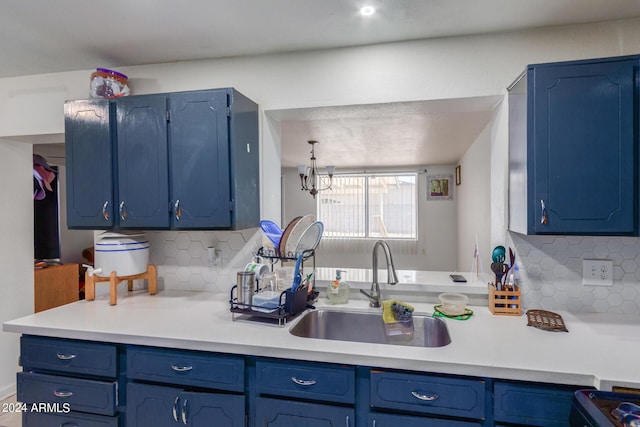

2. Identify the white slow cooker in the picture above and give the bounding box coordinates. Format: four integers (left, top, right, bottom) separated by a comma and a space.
94, 232, 150, 277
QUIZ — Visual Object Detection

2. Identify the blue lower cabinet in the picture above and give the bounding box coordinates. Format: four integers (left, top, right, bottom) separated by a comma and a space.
23, 410, 120, 427
20, 335, 118, 378
127, 345, 244, 392
256, 359, 356, 404
127, 382, 244, 427
256, 396, 354, 427
370, 371, 485, 420
368, 412, 481, 426
494, 381, 583, 427
17, 372, 117, 416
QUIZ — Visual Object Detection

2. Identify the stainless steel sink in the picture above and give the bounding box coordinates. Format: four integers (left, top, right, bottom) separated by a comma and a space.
289, 309, 451, 347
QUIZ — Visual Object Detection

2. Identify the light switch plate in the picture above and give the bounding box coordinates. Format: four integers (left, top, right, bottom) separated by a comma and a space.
582, 259, 613, 286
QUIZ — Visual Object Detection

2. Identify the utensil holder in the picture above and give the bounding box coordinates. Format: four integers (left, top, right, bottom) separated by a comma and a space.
488, 284, 521, 316
283, 286, 309, 315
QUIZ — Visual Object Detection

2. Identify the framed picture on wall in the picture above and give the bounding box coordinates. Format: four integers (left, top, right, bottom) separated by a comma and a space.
427, 174, 453, 200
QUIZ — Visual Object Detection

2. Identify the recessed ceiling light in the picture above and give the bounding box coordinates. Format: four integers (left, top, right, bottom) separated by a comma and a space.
360, 5, 376, 16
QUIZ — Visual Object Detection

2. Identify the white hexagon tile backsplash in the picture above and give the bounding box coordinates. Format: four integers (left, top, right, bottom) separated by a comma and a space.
141, 229, 640, 314
146, 229, 261, 294
507, 232, 640, 314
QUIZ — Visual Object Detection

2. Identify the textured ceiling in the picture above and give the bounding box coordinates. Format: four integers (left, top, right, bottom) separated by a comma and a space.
2, 0, 639, 78
275, 97, 501, 168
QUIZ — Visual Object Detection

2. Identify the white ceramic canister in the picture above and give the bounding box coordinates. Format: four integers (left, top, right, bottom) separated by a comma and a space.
94, 232, 150, 277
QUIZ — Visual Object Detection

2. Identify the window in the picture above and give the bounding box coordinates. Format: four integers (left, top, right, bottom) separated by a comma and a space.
317, 173, 417, 239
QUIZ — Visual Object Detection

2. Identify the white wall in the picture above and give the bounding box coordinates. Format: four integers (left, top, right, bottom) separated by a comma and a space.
0, 140, 33, 399
3, 18, 639, 139
457, 119, 493, 272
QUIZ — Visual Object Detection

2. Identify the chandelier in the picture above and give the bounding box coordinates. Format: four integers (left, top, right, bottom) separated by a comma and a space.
297, 140, 335, 199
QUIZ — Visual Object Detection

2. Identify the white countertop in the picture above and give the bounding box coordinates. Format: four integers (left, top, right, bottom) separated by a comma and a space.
4, 289, 639, 391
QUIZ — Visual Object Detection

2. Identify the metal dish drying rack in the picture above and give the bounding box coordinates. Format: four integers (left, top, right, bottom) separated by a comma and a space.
229, 248, 318, 326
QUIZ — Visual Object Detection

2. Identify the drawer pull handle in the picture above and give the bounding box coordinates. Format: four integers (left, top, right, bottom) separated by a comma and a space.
53, 390, 74, 398
172, 396, 180, 422
181, 398, 188, 425
102, 201, 110, 221
411, 391, 439, 401
119, 201, 127, 220
291, 377, 316, 386
56, 353, 76, 361
540, 199, 548, 225
61, 423, 79, 427
171, 365, 193, 372
174, 200, 181, 221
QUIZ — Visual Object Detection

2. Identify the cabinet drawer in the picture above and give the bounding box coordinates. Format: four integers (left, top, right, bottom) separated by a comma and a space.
369, 412, 481, 426
256, 359, 356, 404
21, 336, 117, 378
127, 346, 244, 392
17, 372, 117, 416
23, 411, 119, 427
494, 381, 582, 427
370, 370, 485, 420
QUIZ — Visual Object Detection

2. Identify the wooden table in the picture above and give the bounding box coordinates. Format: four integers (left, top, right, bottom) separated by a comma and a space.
34, 263, 79, 312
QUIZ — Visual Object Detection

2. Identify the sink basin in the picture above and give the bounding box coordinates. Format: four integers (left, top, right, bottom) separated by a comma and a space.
289, 309, 451, 347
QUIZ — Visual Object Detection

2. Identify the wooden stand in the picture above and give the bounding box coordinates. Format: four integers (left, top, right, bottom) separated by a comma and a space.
85, 264, 157, 306
488, 284, 521, 316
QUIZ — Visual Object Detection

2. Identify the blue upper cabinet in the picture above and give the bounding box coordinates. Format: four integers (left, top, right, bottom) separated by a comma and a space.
115, 95, 170, 229
65, 100, 114, 228
509, 55, 639, 235
64, 88, 259, 230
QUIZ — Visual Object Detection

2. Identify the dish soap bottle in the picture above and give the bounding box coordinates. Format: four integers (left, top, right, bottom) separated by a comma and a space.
327, 270, 349, 304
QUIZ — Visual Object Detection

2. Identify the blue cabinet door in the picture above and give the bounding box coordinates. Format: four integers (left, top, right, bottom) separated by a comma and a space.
65, 99, 114, 228
127, 382, 244, 427
182, 391, 244, 427
168, 90, 231, 228
494, 382, 580, 427
115, 95, 170, 229
126, 382, 179, 427
529, 56, 638, 234
369, 412, 481, 426
256, 397, 353, 427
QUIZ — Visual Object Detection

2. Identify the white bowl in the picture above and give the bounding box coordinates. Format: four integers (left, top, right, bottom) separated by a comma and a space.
439, 292, 469, 316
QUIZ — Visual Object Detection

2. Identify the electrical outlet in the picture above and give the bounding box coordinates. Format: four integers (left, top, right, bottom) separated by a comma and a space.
582, 259, 613, 286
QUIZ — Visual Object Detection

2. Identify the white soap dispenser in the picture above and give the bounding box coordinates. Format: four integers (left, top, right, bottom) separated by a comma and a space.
327, 269, 349, 304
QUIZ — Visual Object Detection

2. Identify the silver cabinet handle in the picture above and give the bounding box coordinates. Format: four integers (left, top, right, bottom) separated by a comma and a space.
102, 201, 110, 221
345, 415, 350, 427
411, 391, 439, 401
174, 200, 181, 221
291, 377, 316, 386
540, 199, 548, 225
53, 390, 73, 398
181, 398, 188, 425
172, 396, 180, 422
119, 201, 127, 220
60, 423, 79, 427
56, 352, 76, 361
171, 365, 193, 372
